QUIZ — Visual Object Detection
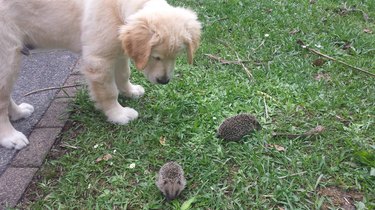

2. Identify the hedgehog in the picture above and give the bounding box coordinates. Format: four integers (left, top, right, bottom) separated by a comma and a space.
216, 113, 262, 141
156, 161, 186, 201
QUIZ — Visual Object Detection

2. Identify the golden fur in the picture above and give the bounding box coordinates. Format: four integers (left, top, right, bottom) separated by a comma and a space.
0, 0, 201, 149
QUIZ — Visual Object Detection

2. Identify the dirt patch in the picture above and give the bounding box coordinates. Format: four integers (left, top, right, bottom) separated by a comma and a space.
314, 72, 331, 82
224, 164, 240, 196
318, 186, 363, 210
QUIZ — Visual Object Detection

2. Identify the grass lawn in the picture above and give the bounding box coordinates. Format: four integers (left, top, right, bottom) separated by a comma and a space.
21, 0, 374, 209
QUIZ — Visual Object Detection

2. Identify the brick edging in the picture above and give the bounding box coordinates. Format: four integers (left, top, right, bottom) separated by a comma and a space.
0, 58, 83, 209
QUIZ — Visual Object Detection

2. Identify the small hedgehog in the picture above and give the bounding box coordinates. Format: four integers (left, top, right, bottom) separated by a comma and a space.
217, 113, 261, 141
156, 161, 186, 201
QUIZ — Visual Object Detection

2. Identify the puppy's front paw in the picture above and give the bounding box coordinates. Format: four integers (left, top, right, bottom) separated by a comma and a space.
106, 106, 139, 125
0, 130, 29, 150
10, 103, 34, 121
123, 84, 145, 99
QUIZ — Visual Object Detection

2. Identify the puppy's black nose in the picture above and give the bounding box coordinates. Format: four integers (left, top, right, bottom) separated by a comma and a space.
156, 77, 170, 85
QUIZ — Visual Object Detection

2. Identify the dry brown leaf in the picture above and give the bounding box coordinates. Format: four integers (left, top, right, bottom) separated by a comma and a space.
342, 42, 352, 50
289, 29, 300, 35
335, 115, 351, 126
312, 58, 326, 67
266, 144, 286, 152
96, 154, 113, 163
159, 136, 166, 145
315, 73, 331, 81
364, 28, 373, 34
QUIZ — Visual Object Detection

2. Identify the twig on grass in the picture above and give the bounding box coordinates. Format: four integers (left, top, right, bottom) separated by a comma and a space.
207, 17, 229, 26
235, 52, 254, 80
336, 3, 371, 22
213, 38, 271, 81
252, 39, 265, 51
216, 38, 236, 52
263, 97, 269, 119
297, 40, 375, 78
205, 54, 253, 65
256, 91, 280, 104
205, 53, 255, 80
60, 144, 80, 150
24, 84, 83, 97
272, 125, 325, 139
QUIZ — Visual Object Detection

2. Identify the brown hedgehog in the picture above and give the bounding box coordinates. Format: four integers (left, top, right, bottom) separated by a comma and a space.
217, 114, 261, 141
156, 162, 186, 201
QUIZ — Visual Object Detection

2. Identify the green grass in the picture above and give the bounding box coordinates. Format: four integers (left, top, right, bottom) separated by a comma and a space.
21, 0, 374, 209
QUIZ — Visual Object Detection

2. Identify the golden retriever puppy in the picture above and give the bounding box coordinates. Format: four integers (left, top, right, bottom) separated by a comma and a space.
0, 0, 201, 149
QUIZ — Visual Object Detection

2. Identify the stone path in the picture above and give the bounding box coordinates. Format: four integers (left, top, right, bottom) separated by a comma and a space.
0, 50, 83, 209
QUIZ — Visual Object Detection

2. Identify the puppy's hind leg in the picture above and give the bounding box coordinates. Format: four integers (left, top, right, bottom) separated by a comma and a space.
114, 57, 144, 99
9, 97, 34, 121
0, 42, 30, 149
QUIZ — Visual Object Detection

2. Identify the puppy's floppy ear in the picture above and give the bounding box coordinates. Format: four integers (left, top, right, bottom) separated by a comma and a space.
185, 13, 202, 65
119, 20, 156, 70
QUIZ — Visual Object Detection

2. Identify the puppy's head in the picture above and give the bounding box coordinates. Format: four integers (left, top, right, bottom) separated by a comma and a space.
119, 6, 201, 84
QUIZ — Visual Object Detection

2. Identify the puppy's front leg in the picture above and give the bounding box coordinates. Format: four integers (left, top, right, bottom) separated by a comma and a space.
9, 98, 34, 121
83, 57, 138, 125
114, 57, 144, 99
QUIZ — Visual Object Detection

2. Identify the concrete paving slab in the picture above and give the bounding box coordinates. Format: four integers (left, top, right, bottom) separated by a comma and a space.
0, 167, 38, 209
56, 74, 85, 98
0, 50, 79, 176
11, 128, 62, 168
71, 58, 83, 75
36, 98, 71, 128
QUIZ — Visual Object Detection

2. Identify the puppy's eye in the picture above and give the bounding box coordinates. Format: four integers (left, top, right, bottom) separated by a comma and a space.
153, 56, 161, 61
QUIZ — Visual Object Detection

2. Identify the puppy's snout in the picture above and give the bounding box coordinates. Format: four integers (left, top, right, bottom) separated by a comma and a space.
156, 76, 170, 85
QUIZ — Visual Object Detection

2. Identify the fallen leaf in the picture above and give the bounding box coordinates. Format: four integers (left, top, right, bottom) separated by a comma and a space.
96, 157, 103, 162
266, 144, 286, 152
103, 154, 112, 161
364, 28, 373, 34
342, 42, 352, 50
96, 154, 113, 163
306, 125, 326, 135
181, 197, 197, 210
362, 13, 369, 22
289, 29, 300, 35
312, 58, 326, 67
159, 136, 166, 145
315, 73, 331, 81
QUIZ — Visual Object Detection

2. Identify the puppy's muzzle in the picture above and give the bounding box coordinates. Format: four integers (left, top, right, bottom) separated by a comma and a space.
156, 76, 170, 85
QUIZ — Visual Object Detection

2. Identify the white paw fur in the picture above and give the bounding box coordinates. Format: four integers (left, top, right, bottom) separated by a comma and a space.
10, 103, 34, 121
106, 106, 139, 124
0, 130, 29, 150
123, 84, 145, 99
